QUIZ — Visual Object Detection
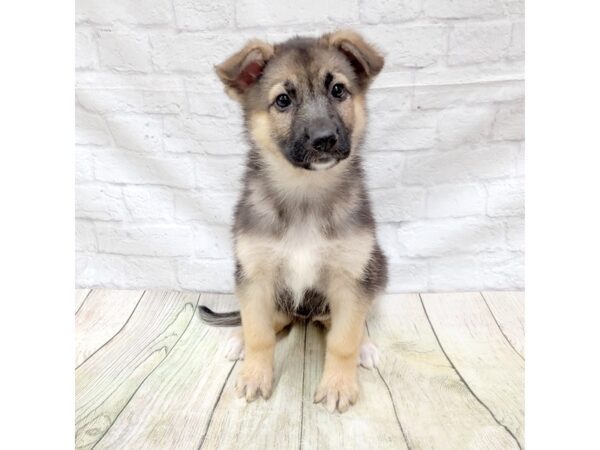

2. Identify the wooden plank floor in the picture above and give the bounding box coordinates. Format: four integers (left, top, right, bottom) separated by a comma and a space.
75, 290, 524, 450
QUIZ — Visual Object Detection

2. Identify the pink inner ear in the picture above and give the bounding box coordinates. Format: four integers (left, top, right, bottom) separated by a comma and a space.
237, 61, 264, 89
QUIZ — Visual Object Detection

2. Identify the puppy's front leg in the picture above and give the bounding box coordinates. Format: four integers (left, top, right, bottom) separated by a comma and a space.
315, 284, 369, 413
235, 279, 278, 401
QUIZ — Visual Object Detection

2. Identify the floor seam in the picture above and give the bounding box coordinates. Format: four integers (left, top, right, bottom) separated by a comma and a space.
298, 322, 308, 450
479, 292, 525, 360
418, 294, 523, 450
366, 321, 412, 450
198, 360, 238, 450
75, 288, 94, 316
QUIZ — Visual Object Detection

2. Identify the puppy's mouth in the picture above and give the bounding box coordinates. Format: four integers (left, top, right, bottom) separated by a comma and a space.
309, 156, 339, 171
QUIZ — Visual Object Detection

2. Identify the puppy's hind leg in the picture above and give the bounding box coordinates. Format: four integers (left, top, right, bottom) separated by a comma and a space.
358, 332, 380, 369
225, 327, 245, 361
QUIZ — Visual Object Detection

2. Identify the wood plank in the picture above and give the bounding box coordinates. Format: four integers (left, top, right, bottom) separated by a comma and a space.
75, 289, 144, 366
368, 294, 521, 450
421, 292, 524, 447
75, 291, 199, 450
75, 288, 91, 313
200, 320, 305, 449
94, 294, 238, 449
481, 291, 525, 358
301, 323, 409, 450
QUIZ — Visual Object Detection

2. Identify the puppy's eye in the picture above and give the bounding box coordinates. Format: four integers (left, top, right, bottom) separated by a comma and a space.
275, 94, 291, 109
331, 83, 346, 99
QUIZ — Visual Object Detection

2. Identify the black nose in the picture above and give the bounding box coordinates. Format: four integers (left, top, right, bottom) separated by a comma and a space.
311, 130, 337, 153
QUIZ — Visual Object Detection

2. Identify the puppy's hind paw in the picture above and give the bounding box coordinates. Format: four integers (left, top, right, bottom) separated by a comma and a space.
358, 341, 380, 369
224, 329, 244, 361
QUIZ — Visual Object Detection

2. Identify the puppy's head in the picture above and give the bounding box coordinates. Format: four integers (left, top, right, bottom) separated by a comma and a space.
215, 31, 384, 171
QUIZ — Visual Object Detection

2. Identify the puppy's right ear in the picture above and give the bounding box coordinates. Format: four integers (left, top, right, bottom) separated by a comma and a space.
215, 40, 274, 101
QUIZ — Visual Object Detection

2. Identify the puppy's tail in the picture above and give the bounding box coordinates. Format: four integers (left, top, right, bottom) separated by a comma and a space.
197, 305, 242, 327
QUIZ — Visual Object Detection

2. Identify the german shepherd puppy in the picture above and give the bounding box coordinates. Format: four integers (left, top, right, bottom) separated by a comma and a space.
199, 30, 387, 413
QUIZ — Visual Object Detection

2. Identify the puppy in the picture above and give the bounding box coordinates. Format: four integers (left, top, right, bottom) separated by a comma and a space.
199, 30, 388, 413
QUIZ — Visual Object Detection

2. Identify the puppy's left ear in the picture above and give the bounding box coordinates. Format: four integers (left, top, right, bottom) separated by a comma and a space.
325, 30, 384, 87
215, 39, 274, 101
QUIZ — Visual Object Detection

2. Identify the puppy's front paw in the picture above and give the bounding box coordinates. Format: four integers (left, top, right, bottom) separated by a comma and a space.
235, 362, 273, 402
314, 372, 359, 413
358, 341, 380, 369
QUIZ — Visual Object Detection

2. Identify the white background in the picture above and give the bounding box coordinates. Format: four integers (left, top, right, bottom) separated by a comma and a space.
75, 0, 525, 292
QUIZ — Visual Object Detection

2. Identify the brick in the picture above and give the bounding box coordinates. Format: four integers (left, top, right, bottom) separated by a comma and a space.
387, 259, 430, 293
492, 101, 524, 141
173, 0, 235, 30
403, 143, 518, 185
75, 147, 95, 182
371, 187, 427, 222
163, 115, 245, 155
151, 32, 243, 73
508, 21, 525, 60
428, 251, 524, 291
76, 107, 111, 146
363, 152, 405, 189
76, 0, 173, 25
177, 258, 235, 291
96, 223, 193, 256
75, 184, 127, 220
367, 107, 438, 151
414, 80, 524, 110
437, 105, 496, 148
194, 155, 245, 191
427, 183, 487, 218
361, 24, 447, 68
174, 190, 237, 224
504, 217, 524, 251
76, 28, 97, 69
449, 22, 512, 65
76, 220, 97, 252
76, 253, 179, 288
123, 186, 175, 220
235, 0, 359, 28
423, 0, 503, 19
193, 224, 233, 259
95, 151, 195, 188
396, 217, 506, 257
360, 0, 422, 24
98, 28, 152, 71
187, 93, 241, 118
487, 179, 524, 217
106, 115, 163, 153
76, 73, 185, 114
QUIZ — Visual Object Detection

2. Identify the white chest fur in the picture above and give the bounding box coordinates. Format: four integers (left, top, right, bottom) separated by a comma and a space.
277, 221, 327, 306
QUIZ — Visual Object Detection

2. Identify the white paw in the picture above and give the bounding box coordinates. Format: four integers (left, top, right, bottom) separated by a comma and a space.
224, 330, 245, 361
358, 341, 380, 369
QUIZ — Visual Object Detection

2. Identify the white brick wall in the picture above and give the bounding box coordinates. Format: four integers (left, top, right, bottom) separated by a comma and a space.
75, 0, 524, 292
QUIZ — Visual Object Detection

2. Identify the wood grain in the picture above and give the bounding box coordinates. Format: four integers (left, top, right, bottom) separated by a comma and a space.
200, 317, 305, 449
301, 323, 408, 450
75, 291, 199, 450
481, 291, 525, 358
75, 288, 91, 313
368, 294, 521, 450
94, 294, 237, 449
75, 289, 144, 366
421, 292, 524, 447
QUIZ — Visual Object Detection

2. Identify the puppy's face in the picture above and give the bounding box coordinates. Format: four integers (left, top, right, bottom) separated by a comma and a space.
216, 31, 384, 171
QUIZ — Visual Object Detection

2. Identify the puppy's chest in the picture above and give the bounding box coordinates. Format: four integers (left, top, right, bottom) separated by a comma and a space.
276, 222, 328, 298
